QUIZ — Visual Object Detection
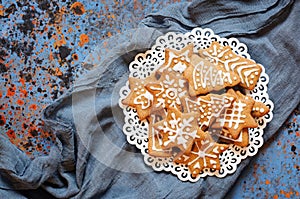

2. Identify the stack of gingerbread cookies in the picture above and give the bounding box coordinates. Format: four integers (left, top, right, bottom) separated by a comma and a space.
123, 41, 270, 177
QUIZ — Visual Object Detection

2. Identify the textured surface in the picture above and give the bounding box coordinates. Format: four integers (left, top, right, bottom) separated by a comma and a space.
0, 0, 299, 198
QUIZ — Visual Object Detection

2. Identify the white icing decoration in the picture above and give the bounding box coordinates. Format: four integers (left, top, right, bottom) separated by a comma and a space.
159, 49, 191, 73
192, 60, 233, 91
203, 44, 260, 87
133, 91, 153, 109
188, 142, 217, 168
216, 100, 246, 130
185, 95, 233, 128
157, 113, 197, 150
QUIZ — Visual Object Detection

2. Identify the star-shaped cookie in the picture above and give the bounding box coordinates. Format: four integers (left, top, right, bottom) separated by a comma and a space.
211, 89, 258, 139
175, 130, 229, 177
145, 70, 188, 112
199, 41, 262, 90
122, 74, 156, 120
251, 101, 270, 117
153, 107, 200, 153
157, 44, 194, 74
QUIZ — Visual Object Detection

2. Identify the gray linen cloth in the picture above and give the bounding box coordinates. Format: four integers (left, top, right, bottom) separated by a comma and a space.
1, 0, 299, 198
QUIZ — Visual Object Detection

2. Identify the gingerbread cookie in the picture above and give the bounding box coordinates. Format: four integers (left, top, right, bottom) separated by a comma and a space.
211, 128, 249, 147
153, 107, 200, 153
157, 44, 194, 74
211, 89, 258, 139
184, 54, 240, 96
182, 93, 235, 130
145, 70, 188, 112
122, 74, 156, 120
175, 130, 229, 177
199, 41, 262, 90
252, 101, 270, 117
148, 109, 172, 157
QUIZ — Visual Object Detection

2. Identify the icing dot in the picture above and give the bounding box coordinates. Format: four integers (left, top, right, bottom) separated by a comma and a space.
216, 101, 220, 105
136, 92, 140, 95
255, 107, 259, 111
260, 108, 265, 113
174, 59, 178, 63
225, 56, 228, 59
202, 104, 206, 108
209, 50, 213, 53
255, 71, 259, 75
181, 57, 185, 61
213, 165, 217, 169
197, 83, 201, 87
208, 104, 211, 107
207, 112, 211, 115
217, 50, 221, 53
208, 107, 212, 111
186, 127, 191, 131
229, 54, 233, 57
250, 80, 254, 84
204, 113, 207, 116
220, 146, 224, 150
250, 74, 255, 79
134, 88, 138, 91
233, 77, 237, 80
141, 89, 145, 92
215, 109, 219, 112
200, 115, 204, 119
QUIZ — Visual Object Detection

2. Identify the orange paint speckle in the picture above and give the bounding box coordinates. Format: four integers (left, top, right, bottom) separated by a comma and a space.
273, 194, 279, 199
285, 192, 291, 198
0, 114, 6, 126
0, 91, 2, 98
19, 87, 28, 97
29, 104, 38, 111
16, 99, 24, 106
265, 179, 271, 185
72, 53, 78, 61
296, 131, 300, 137
107, 32, 112, 37
49, 51, 54, 61
19, 78, 25, 86
0, 5, 4, 17
6, 129, 16, 139
6, 86, 16, 97
79, 33, 89, 46
54, 67, 63, 76
71, 2, 85, 15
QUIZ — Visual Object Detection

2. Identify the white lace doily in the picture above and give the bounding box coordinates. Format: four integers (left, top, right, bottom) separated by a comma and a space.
118, 28, 274, 182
